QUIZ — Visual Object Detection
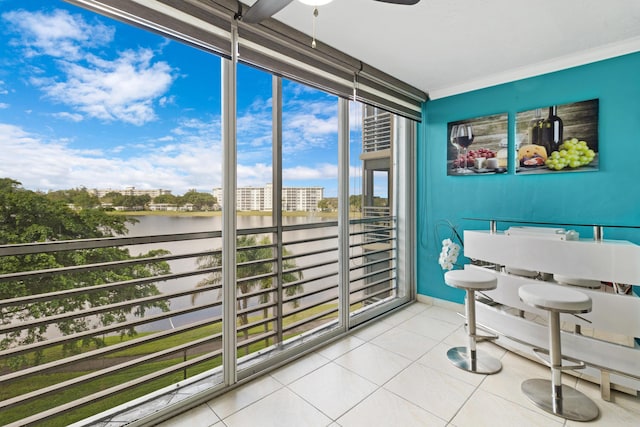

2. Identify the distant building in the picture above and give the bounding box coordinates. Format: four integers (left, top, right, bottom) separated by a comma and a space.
89, 187, 172, 198
148, 203, 178, 211
213, 184, 324, 212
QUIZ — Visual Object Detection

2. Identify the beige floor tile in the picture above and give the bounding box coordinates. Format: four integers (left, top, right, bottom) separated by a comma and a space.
421, 305, 465, 326
317, 335, 366, 360
451, 388, 563, 427
480, 351, 576, 418
384, 362, 476, 421
403, 301, 431, 314
222, 387, 332, 427
288, 362, 377, 419
379, 307, 421, 326
416, 342, 489, 387
337, 388, 446, 427
155, 404, 220, 427
270, 352, 329, 385
371, 327, 439, 360
567, 378, 640, 426
350, 319, 395, 342
207, 375, 282, 419
397, 312, 460, 341
334, 342, 412, 386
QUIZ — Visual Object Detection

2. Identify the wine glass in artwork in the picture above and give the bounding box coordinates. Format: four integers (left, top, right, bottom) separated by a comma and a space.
454, 124, 474, 174
449, 124, 461, 172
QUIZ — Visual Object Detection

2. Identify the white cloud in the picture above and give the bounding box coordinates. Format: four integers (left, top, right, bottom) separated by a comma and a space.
32, 49, 175, 125
0, 102, 8, 109
2, 9, 114, 60
0, 122, 224, 195
52, 111, 83, 122
283, 164, 338, 181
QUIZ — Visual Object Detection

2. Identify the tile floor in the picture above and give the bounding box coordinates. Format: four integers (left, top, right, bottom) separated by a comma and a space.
158, 302, 640, 426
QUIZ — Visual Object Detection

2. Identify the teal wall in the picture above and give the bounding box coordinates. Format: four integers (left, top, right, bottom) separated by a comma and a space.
416, 52, 640, 303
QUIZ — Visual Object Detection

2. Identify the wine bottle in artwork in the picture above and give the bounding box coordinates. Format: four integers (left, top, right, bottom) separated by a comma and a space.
541, 105, 563, 153
528, 108, 544, 149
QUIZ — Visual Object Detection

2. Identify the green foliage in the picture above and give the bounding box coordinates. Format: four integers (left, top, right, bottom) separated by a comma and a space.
178, 190, 216, 211
153, 193, 179, 204
0, 178, 171, 367
45, 187, 101, 209
107, 193, 151, 208
318, 195, 386, 212
194, 235, 303, 326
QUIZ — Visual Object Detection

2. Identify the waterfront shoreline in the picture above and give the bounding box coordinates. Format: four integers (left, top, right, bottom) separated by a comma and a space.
108, 210, 340, 218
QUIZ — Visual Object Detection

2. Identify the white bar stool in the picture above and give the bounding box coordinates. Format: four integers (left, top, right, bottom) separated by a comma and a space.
444, 269, 502, 374
518, 284, 599, 422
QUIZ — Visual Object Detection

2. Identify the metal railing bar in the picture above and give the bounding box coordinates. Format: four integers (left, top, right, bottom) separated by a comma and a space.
0, 249, 222, 284
282, 233, 338, 247
349, 276, 397, 295
349, 256, 396, 273
282, 258, 338, 276
236, 330, 277, 349
348, 266, 395, 285
282, 221, 338, 232
236, 271, 276, 286
0, 276, 222, 335
3, 350, 223, 427
281, 246, 338, 262
283, 281, 338, 303
0, 332, 223, 411
0, 266, 221, 309
349, 286, 397, 306
348, 247, 396, 261
0, 315, 223, 384
280, 271, 338, 290
283, 295, 338, 320
235, 314, 277, 334
232, 285, 276, 303
0, 231, 224, 257
0, 299, 223, 359
237, 226, 278, 236
351, 236, 395, 248
236, 300, 276, 318
283, 306, 339, 332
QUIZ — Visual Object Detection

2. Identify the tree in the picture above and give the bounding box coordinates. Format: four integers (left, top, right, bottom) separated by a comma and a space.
0, 179, 170, 366
194, 235, 303, 351
46, 187, 100, 209
318, 198, 337, 212
349, 194, 362, 212
179, 190, 216, 211
153, 193, 178, 204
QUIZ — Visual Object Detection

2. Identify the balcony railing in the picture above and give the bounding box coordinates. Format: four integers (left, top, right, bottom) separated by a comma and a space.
0, 217, 396, 426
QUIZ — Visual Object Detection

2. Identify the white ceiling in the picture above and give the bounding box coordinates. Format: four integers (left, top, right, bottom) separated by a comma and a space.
243, 0, 640, 99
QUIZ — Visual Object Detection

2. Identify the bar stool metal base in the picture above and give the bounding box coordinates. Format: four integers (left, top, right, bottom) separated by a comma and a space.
522, 379, 599, 422
447, 346, 502, 375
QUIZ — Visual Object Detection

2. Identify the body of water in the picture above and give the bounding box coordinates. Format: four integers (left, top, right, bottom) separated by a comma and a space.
125, 215, 343, 332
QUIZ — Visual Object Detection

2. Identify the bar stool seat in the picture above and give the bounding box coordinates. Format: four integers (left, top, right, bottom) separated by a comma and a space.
519, 284, 599, 422
444, 269, 502, 375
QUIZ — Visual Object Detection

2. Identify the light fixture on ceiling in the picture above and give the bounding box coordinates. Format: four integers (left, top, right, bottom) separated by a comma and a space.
297, 0, 335, 48
298, 0, 334, 5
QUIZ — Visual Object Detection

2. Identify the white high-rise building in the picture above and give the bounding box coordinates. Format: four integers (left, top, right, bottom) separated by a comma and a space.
212, 184, 323, 212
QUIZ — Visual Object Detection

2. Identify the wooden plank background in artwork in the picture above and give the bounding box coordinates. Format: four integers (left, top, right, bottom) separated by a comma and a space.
447, 113, 508, 162
516, 99, 599, 152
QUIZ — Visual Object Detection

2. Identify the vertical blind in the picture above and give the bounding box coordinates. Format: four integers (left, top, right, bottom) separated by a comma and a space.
66, 0, 426, 121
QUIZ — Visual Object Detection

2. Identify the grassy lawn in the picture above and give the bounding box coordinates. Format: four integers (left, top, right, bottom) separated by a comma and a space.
2, 302, 347, 425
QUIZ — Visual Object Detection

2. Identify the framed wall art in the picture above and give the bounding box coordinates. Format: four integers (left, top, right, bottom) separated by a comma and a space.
447, 113, 508, 176
515, 99, 599, 175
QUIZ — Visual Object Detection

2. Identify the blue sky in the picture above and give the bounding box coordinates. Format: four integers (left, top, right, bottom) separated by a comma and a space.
0, 0, 362, 197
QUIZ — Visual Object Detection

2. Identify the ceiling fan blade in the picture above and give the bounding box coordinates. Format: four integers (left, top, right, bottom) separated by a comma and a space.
242, 0, 294, 24
373, 0, 421, 4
